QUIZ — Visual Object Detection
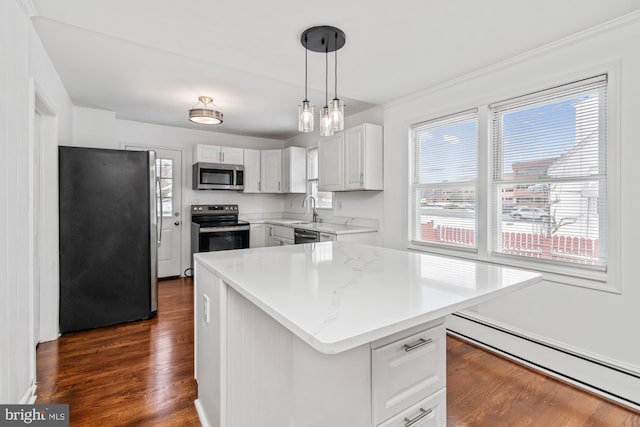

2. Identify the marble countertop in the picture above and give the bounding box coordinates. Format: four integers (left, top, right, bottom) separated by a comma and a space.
263, 219, 378, 235
194, 242, 541, 354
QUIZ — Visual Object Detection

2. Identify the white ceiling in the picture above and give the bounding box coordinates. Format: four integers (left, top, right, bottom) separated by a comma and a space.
31, 0, 640, 140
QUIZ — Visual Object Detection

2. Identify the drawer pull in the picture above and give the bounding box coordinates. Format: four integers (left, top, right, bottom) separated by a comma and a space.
404, 408, 432, 427
403, 338, 432, 352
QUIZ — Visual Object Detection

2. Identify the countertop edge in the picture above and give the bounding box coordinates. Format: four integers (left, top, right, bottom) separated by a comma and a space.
196, 257, 542, 355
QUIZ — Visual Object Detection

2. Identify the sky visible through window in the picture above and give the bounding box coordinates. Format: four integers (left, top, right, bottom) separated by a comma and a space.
418, 94, 596, 181
419, 120, 476, 183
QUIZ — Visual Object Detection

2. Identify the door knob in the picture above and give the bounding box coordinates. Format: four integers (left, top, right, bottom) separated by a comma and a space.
174, 220, 181, 226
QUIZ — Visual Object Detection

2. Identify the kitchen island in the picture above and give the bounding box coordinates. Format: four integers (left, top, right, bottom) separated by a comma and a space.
193, 242, 541, 427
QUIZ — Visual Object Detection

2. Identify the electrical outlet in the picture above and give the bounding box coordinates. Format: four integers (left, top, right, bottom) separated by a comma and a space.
337, 201, 343, 211
203, 294, 210, 323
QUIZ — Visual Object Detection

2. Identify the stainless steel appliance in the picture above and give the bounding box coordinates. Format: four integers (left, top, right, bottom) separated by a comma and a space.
191, 204, 250, 265
294, 228, 320, 244
192, 162, 244, 190
58, 146, 159, 334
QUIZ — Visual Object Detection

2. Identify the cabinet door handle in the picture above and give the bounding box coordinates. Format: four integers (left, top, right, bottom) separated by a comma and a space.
403, 338, 432, 352
404, 408, 432, 427
278, 181, 281, 191
258, 181, 261, 192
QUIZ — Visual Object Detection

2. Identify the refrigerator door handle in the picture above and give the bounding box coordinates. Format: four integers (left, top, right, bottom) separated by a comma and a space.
156, 177, 163, 243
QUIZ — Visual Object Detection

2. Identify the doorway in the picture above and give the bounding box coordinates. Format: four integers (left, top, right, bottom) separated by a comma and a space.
126, 146, 183, 278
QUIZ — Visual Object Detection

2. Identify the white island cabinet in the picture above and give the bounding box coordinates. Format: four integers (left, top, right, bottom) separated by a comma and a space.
194, 243, 541, 427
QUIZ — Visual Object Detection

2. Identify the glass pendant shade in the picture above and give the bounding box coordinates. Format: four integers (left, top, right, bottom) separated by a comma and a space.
298, 100, 314, 132
329, 98, 344, 131
320, 106, 334, 137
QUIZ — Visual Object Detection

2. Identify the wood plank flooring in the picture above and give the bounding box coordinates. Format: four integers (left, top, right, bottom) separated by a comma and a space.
36, 278, 200, 426
36, 278, 640, 426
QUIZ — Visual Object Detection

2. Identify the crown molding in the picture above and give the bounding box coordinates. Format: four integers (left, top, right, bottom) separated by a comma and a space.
384, 9, 640, 110
15, 0, 37, 17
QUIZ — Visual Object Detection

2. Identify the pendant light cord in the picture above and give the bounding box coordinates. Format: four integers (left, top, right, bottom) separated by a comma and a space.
334, 33, 338, 98
325, 47, 329, 107
304, 36, 308, 101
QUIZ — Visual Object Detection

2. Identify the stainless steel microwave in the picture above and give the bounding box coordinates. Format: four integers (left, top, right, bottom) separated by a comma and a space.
192, 162, 244, 190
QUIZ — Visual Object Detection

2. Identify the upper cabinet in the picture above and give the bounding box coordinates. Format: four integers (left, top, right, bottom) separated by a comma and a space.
194, 144, 244, 165
318, 123, 383, 192
260, 149, 283, 193
281, 147, 306, 193
243, 149, 261, 193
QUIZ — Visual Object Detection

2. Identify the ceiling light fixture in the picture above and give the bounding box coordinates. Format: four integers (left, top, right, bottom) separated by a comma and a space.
189, 96, 223, 125
299, 26, 345, 136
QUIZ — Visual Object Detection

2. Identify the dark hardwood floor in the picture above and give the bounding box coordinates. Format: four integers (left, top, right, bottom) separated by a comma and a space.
36, 278, 640, 426
36, 278, 200, 426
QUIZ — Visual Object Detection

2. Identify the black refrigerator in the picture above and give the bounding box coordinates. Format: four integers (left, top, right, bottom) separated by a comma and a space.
58, 146, 159, 334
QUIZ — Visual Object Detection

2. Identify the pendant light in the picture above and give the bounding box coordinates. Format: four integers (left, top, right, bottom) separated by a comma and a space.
319, 49, 334, 137
189, 96, 223, 125
299, 26, 345, 136
298, 35, 314, 132
329, 32, 344, 132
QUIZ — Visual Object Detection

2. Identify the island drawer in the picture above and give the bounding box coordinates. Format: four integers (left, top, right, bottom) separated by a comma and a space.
371, 325, 446, 425
377, 388, 445, 427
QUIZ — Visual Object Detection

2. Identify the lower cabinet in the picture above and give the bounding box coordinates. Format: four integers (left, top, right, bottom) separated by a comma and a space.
249, 224, 265, 248
372, 326, 446, 425
196, 271, 447, 427
378, 389, 446, 427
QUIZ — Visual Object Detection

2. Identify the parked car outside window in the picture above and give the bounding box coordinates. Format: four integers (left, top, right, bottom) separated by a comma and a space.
510, 207, 550, 221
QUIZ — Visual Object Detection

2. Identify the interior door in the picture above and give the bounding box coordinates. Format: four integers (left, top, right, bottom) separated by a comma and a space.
127, 146, 183, 278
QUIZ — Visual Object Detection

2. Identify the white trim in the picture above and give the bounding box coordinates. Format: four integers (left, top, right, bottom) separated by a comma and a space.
384, 9, 640, 110
446, 312, 640, 411
194, 399, 212, 427
15, 0, 37, 17
19, 382, 37, 404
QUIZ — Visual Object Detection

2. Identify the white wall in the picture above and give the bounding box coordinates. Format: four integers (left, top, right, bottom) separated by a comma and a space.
383, 13, 640, 376
283, 107, 385, 223
1, 0, 73, 403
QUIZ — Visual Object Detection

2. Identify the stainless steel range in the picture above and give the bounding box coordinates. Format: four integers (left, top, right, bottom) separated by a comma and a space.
190, 204, 250, 266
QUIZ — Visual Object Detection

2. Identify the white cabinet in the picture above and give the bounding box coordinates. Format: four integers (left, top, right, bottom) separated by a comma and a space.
345, 124, 383, 190
261, 149, 282, 193
194, 144, 244, 165
318, 133, 344, 191
378, 389, 446, 427
282, 147, 306, 193
270, 225, 294, 246
372, 325, 446, 425
319, 232, 336, 242
264, 224, 273, 247
249, 224, 266, 248
243, 149, 261, 193
318, 123, 383, 192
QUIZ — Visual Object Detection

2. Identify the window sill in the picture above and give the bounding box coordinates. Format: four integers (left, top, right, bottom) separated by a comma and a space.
407, 242, 618, 294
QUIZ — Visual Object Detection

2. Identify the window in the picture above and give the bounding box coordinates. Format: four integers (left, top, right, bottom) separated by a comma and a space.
491, 75, 607, 269
307, 147, 332, 209
409, 74, 611, 286
157, 158, 173, 217
410, 110, 478, 249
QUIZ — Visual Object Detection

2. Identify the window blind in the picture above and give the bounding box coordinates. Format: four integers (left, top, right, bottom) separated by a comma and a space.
410, 109, 478, 249
490, 75, 607, 268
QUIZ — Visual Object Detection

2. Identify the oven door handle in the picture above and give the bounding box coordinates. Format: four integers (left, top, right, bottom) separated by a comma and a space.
199, 225, 250, 233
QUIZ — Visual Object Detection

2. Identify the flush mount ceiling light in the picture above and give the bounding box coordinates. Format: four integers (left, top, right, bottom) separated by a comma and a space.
298, 26, 345, 136
189, 96, 223, 125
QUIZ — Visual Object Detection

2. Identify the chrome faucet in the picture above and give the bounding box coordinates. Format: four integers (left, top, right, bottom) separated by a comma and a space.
302, 195, 319, 223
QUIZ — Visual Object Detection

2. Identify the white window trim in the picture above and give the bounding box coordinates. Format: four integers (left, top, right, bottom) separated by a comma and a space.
407, 62, 621, 294
307, 146, 333, 211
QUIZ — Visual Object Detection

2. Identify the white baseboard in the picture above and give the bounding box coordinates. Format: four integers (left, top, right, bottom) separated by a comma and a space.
20, 383, 37, 404
194, 399, 211, 427
446, 312, 640, 411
